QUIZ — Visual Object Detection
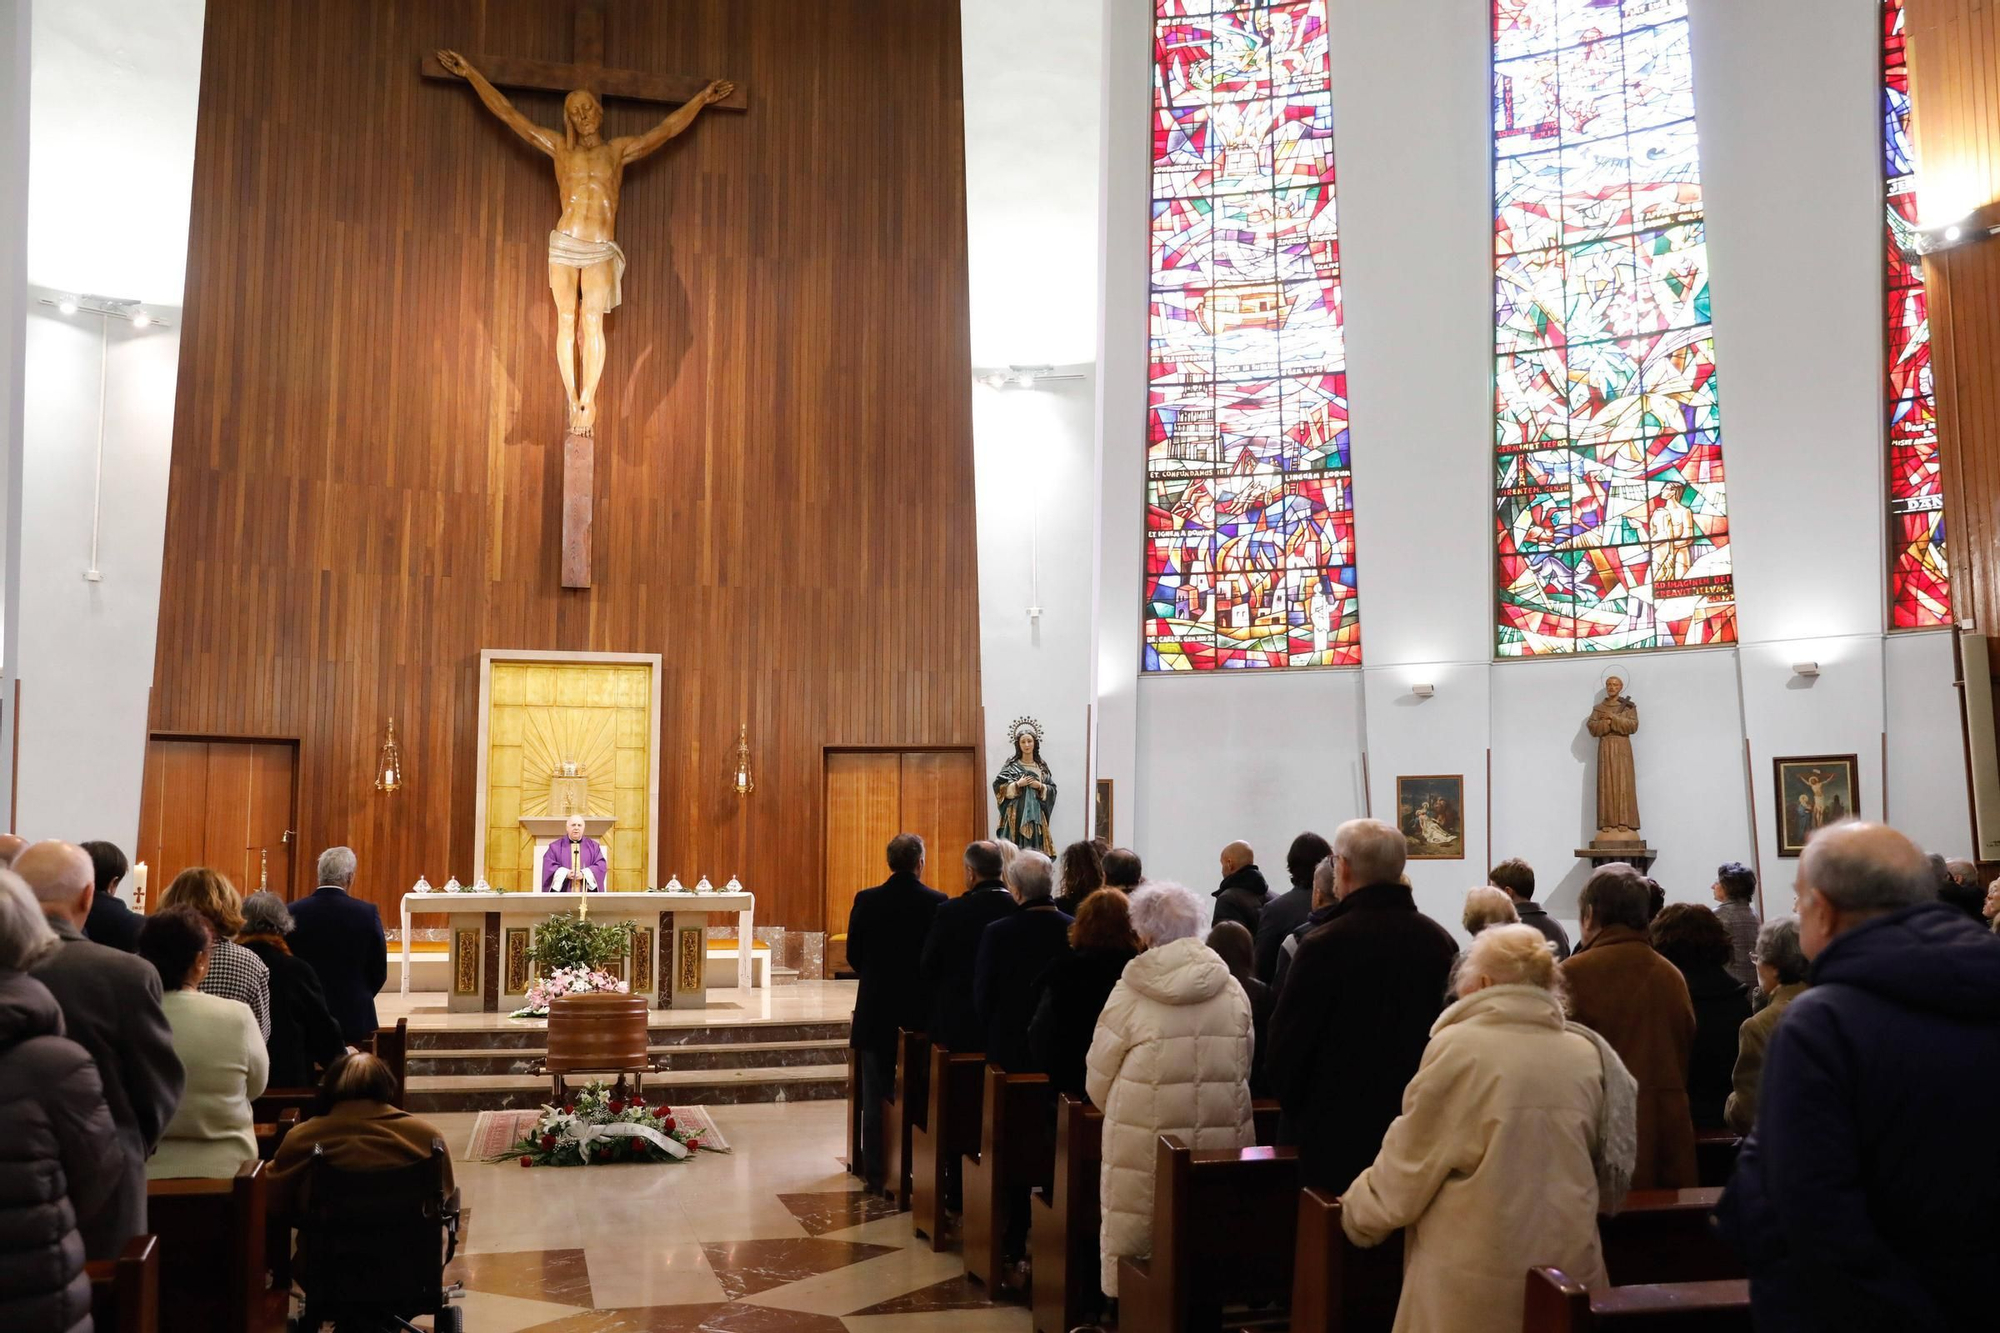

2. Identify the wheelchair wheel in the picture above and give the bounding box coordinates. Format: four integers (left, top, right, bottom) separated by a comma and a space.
432, 1306, 464, 1333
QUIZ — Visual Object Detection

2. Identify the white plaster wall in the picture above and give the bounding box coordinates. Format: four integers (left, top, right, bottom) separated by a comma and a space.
14, 306, 177, 841
1883, 630, 1974, 858
973, 373, 1099, 848
0, 0, 28, 828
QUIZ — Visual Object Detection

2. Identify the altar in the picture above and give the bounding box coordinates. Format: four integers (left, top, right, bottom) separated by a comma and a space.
403, 890, 755, 1012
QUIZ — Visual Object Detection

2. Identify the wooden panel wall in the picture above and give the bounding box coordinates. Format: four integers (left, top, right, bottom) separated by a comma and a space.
138, 739, 298, 899
821, 748, 981, 936
152, 0, 980, 930
1909, 1, 2000, 630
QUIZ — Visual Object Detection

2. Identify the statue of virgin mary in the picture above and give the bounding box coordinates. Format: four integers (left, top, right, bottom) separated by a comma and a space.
993, 717, 1057, 855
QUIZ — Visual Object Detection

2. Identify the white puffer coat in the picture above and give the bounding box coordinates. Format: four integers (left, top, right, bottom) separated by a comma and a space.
1084, 936, 1254, 1294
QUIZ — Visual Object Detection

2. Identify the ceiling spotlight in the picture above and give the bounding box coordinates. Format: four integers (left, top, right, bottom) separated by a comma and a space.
130, 311, 151, 328
1945, 224, 1963, 243
1792, 661, 1821, 678
1412, 682, 1436, 699
56, 298, 78, 315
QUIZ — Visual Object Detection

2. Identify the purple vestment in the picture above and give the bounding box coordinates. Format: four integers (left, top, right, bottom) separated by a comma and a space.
540, 836, 608, 891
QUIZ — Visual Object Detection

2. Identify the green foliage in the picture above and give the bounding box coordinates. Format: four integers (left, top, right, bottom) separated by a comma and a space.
525, 913, 635, 972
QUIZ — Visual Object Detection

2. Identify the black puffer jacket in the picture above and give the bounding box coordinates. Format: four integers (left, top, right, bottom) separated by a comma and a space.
0, 969, 120, 1333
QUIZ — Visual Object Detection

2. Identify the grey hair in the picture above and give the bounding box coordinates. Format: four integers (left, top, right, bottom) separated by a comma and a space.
1461, 885, 1519, 935
1333, 817, 1406, 888
1129, 882, 1205, 946
995, 839, 1020, 873
317, 846, 357, 888
1799, 822, 1934, 915
241, 890, 296, 936
1753, 916, 1809, 986
1310, 855, 1337, 906
0, 870, 59, 971
1005, 849, 1055, 902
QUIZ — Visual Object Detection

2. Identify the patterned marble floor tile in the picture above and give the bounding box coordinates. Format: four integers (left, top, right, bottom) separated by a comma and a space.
775, 1191, 905, 1238
430, 1289, 593, 1333
701, 1238, 902, 1299
448, 1248, 595, 1304
738, 1244, 969, 1315
840, 1308, 1034, 1333
516, 1304, 849, 1333
584, 1241, 730, 1309
844, 1275, 1000, 1317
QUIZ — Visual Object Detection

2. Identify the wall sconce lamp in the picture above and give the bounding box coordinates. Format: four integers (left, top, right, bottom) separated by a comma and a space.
1411, 682, 1437, 699
375, 718, 404, 794
1792, 661, 1821, 679
731, 723, 755, 796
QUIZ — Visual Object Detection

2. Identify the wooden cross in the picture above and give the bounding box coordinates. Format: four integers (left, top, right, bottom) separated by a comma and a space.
422, 1, 745, 589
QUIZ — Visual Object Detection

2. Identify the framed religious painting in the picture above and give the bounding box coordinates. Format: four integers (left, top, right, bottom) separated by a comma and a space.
1772, 755, 1860, 857
1397, 774, 1465, 861
1094, 779, 1114, 844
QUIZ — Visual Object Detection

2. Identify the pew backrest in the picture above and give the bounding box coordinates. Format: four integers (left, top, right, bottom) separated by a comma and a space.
1599, 1188, 1742, 1285
1121, 1136, 1302, 1327
1524, 1266, 1752, 1332
1291, 1187, 1402, 1333
85, 1234, 160, 1333
146, 1160, 268, 1333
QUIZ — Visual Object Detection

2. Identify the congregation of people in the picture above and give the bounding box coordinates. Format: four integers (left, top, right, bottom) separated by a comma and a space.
847, 817, 2000, 1332
0, 838, 450, 1332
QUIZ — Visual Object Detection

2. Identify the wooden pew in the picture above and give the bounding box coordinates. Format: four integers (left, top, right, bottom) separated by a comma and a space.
1252, 1097, 1282, 1146
1031, 1095, 1104, 1333
250, 1090, 316, 1123
255, 1107, 302, 1162
147, 1160, 286, 1333
1524, 1266, 1751, 1332
1694, 1129, 1741, 1188
1117, 1136, 1302, 1333
909, 1044, 985, 1248
86, 1234, 160, 1333
375, 1016, 410, 1104
1289, 1188, 1403, 1333
880, 1029, 930, 1206
961, 1065, 1053, 1290
1599, 1188, 1742, 1285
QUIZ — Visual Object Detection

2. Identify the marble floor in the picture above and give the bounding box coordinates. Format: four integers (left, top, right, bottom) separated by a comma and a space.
431, 1100, 1030, 1333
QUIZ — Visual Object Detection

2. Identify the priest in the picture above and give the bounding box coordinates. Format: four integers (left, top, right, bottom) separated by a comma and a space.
541, 815, 608, 892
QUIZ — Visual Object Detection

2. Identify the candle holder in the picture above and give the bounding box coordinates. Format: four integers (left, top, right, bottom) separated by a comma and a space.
730, 723, 754, 796
375, 718, 404, 794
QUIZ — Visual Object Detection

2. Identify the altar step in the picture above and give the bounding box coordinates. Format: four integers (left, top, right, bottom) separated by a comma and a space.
407, 1064, 847, 1113
408, 1037, 844, 1078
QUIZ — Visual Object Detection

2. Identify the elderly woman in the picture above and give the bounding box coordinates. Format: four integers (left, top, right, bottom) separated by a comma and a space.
1342, 924, 1638, 1333
1724, 917, 1809, 1134
1028, 888, 1139, 1099
0, 871, 119, 1333
1085, 883, 1254, 1297
160, 867, 272, 1041
1650, 903, 1752, 1130
140, 907, 270, 1179
1448, 885, 1523, 1001
238, 891, 348, 1087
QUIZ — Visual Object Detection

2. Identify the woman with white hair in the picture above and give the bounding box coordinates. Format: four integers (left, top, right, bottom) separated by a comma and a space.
1085, 882, 1254, 1296
0, 870, 120, 1331
238, 891, 349, 1088
1340, 923, 1637, 1333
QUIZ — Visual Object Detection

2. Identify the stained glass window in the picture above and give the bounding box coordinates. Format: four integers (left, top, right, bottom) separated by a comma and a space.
1883, 0, 1950, 627
1492, 0, 1735, 656
1145, 0, 1358, 671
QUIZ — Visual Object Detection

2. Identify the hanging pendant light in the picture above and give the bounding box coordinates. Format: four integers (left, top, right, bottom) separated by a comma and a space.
730, 723, 754, 797
375, 718, 404, 794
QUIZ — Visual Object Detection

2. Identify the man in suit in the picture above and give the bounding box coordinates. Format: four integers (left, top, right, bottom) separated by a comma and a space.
79, 839, 144, 951
974, 849, 1072, 1072
845, 833, 948, 1192
19, 840, 184, 1260
1266, 818, 1457, 1193
288, 845, 388, 1045
920, 840, 1018, 1054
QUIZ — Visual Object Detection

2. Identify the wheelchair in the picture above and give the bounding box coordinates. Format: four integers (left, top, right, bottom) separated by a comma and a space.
289, 1139, 464, 1333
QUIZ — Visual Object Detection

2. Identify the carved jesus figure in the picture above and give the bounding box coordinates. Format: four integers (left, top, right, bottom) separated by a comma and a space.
436, 51, 734, 434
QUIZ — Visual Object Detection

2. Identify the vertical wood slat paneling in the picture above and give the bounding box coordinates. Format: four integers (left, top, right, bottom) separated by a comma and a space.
1910, 1, 2000, 633
153, 0, 979, 930
137, 739, 298, 901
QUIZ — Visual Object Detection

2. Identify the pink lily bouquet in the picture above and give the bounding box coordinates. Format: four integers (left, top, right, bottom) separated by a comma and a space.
510, 965, 627, 1018
503, 1080, 712, 1167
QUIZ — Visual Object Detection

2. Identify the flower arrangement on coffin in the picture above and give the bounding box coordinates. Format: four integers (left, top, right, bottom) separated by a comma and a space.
509, 913, 637, 1016
500, 1080, 714, 1167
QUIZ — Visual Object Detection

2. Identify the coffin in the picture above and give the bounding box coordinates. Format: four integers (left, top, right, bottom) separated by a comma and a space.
546, 992, 651, 1076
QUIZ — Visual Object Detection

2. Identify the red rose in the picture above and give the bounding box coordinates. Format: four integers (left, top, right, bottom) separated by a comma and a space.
654, 1106, 672, 1119
662, 1117, 676, 1133
686, 1137, 702, 1150
563, 1103, 576, 1114
519, 1156, 533, 1167
540, 1134, 557, 1151
609, 1098, 626, 1113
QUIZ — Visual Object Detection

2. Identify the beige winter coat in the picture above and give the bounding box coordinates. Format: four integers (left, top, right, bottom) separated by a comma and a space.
1084, 936, 1254, 1295
1340, 985, 1614, 1333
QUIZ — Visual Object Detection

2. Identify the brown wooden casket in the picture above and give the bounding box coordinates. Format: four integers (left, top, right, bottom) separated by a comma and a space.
545, 992, 652, 1096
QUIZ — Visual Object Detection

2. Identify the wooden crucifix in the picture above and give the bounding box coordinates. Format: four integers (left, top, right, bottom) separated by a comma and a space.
424, 1, 746, 588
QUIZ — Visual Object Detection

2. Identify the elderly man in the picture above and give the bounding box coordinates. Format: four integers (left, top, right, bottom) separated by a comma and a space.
1718, 823, 2000, 1331
1266, 818, 1456, 1192
0, 832, 25, 866
1562, 863, 1697, 1189
1212, 839, 1270, 934
288, 846, 388, 1045
919, 841, 1019, 1054
541, 814, 608, 891
974, 850, 1074, 1073
19, 840, 184, 1259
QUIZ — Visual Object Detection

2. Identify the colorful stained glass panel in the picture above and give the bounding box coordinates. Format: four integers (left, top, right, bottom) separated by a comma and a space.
1146, 0, 1356, 671
1491, 0, 1735, 655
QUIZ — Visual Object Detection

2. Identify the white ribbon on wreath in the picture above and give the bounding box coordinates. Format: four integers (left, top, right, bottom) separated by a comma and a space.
574, 1119, 688, 1161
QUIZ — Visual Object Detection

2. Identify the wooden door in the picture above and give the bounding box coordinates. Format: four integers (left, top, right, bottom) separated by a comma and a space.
824, 748, 981, 934
138, 738, 299, 901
